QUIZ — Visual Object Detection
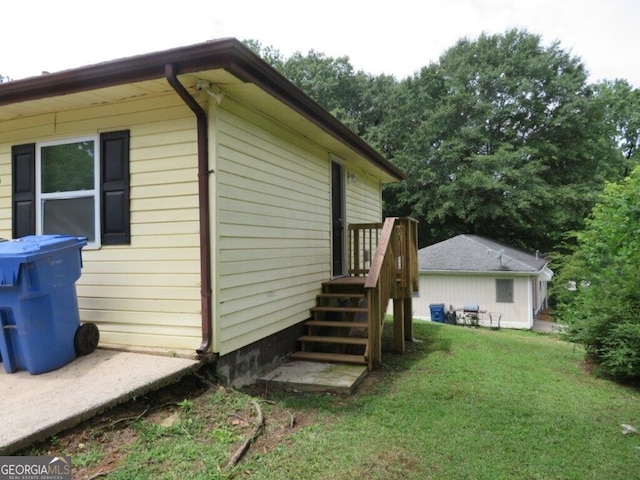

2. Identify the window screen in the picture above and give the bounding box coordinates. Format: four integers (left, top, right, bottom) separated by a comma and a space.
496, 279, 514, 303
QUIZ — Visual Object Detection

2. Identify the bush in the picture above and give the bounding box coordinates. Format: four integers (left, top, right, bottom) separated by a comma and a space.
599, 322, 640, 380
554, 165, 640, 382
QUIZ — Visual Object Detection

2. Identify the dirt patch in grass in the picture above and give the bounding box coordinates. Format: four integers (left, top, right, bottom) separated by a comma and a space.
18, 366, 358, 479
20, 373, 212, 478
17, 339, 412, 480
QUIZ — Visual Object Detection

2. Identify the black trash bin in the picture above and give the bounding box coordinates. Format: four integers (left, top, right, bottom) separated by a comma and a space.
445, 309, 457, 325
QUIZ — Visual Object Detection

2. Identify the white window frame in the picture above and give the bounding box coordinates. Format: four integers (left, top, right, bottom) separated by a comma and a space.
35, 135, 101, 248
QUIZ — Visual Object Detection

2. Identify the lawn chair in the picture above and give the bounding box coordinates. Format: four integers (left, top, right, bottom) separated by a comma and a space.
489, 312, 502, 329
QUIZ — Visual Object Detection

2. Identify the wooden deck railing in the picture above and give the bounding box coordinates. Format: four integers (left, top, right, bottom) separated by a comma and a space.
348, 222, 382, 277
348, 217, 418, 369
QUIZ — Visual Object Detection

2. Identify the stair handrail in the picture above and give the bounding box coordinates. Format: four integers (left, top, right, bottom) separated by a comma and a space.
363, 217, 398, 290
348, 217, 418, 369
348, 218, 418, 290
363, 217, 400, 369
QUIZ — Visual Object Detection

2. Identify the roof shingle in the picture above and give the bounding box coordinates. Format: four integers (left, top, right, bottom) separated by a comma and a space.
418, 234, 549, 273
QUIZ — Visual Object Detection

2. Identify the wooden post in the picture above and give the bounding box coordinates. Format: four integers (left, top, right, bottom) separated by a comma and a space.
352, 228, 360, 275
373, 289, 384, 368
367, 289, 378, 370
393, 297, 405, 353
404, 296, 413, 341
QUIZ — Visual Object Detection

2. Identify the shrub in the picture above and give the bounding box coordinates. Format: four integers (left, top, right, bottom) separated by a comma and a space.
554, 165, 640, 382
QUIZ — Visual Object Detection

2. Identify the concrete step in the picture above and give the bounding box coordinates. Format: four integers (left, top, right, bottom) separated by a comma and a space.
258, 360, 368, 394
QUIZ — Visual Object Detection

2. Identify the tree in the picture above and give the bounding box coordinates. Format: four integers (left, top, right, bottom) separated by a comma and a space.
246, 33, 633, 253
243, 39, 286, 71
383, 29, 622, 251
594, 79, 640, 176
553, 165, 640, 382
244, 39, 398, 139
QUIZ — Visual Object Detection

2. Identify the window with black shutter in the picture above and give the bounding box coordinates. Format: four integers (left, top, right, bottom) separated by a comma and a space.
100, 131, 130, 245
11, 143, 36, 238
11, 130, 130, 245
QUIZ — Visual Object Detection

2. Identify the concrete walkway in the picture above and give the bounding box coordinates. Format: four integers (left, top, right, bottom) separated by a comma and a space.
0, 349, 200, 454
532, 319, 566, 334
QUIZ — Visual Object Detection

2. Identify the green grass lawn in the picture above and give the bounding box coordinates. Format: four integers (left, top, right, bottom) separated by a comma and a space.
27, 322, 640, 479
240, 323, 640, 480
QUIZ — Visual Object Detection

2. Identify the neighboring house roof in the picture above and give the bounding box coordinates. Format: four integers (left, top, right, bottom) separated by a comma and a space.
0, 38, 403, 182
418, 234, 551, 275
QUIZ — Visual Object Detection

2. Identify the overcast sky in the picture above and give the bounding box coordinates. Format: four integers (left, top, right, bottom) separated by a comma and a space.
2, 0, 639, 87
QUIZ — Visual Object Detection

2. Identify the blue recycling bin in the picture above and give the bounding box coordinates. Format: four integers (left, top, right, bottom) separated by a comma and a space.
429, 303, 446, 323
0, 235, 98, 374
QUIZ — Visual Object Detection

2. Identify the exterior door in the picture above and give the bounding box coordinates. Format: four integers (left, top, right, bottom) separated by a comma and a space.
331, 161, 345, 277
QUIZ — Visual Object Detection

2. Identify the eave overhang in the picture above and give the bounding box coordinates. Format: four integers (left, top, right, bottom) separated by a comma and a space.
0, 38, 404, 181
420, 263, 553, 278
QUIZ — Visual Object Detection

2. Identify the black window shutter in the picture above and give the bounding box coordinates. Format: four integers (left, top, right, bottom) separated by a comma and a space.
100, 130, 130, 245
11, 144, 36, 239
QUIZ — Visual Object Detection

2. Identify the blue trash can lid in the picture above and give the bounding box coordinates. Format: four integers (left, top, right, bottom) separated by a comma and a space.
0, 235, 87, 285
0, 235, 86, 255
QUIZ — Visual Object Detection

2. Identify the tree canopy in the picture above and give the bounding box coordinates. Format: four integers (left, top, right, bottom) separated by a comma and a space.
594, 79, 640, 175
247, 30, 637, 252
244, 40, 395, 139
383, 30, 625, 251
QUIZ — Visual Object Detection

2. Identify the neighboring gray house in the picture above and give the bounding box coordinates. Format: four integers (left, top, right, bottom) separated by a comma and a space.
411, 234, 553, 329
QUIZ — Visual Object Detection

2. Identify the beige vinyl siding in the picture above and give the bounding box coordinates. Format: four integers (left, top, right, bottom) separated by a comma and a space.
0, 92, 203, 350
215, 98, 333, 354
345, 169, 383, 225
1, 82, 391, 356
411, 274, 534, 329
